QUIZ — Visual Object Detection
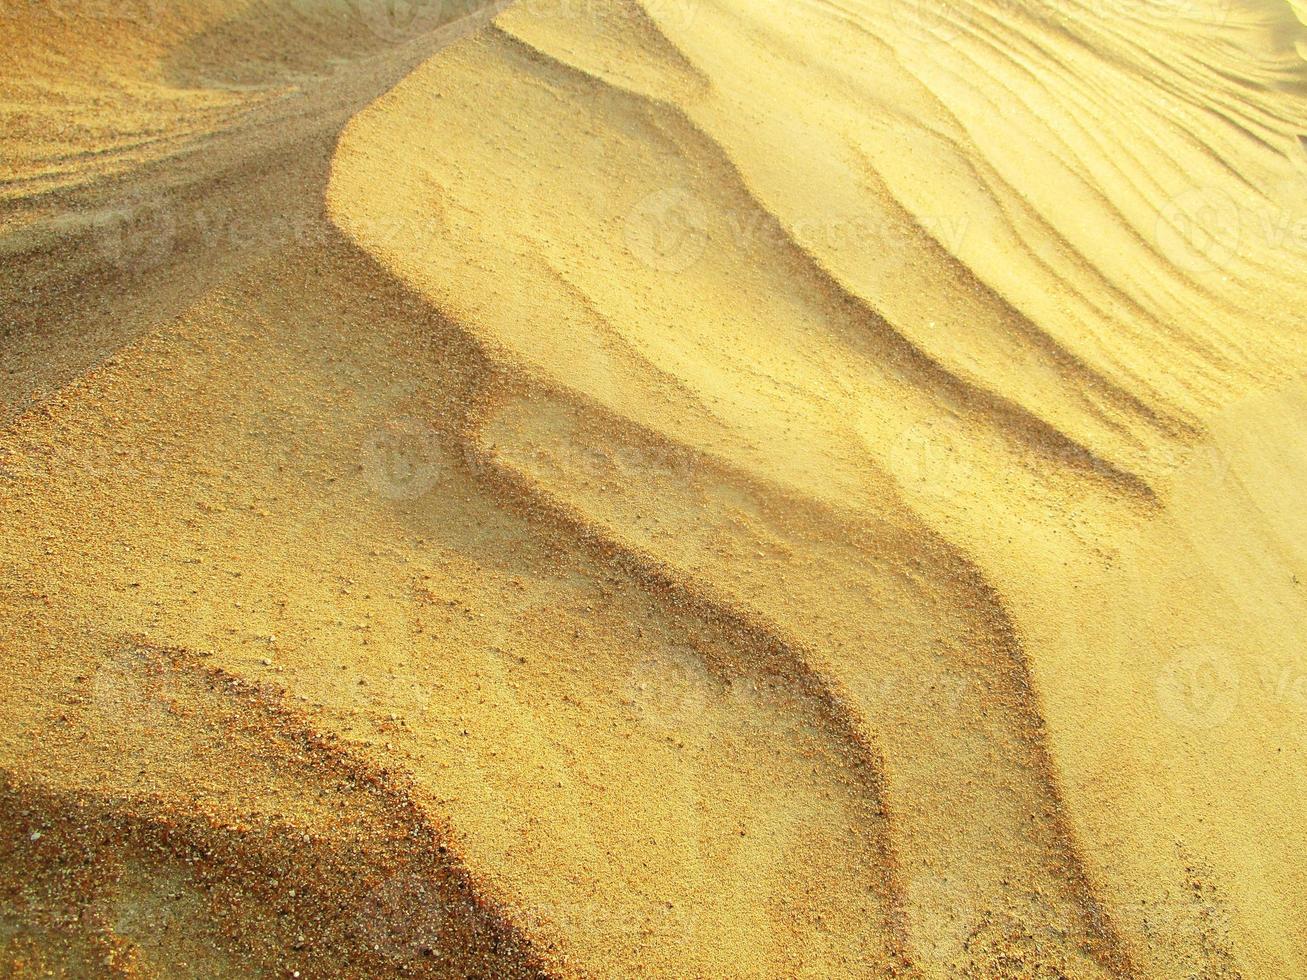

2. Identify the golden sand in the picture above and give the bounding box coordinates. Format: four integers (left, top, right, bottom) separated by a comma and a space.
2, 0, 1306, 976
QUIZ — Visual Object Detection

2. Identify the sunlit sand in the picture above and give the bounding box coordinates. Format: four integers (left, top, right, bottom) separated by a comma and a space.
2, 0, 1306, 976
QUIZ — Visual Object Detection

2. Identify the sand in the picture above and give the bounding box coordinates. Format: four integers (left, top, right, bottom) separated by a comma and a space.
2, 0, 1306, 976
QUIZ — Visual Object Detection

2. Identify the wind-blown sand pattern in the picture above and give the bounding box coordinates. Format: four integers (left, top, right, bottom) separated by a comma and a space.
2, 0, 1306, 976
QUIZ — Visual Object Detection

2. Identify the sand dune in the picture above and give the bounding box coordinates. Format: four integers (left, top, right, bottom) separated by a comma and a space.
2, 0, 1306, 976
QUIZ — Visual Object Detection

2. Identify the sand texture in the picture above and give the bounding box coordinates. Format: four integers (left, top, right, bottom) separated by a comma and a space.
2, 0, 1306, 976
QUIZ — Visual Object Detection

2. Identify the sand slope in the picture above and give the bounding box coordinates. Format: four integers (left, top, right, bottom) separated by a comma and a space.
3, 0, 1307, 976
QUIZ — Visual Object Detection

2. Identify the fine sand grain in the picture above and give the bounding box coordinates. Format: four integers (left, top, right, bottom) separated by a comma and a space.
2, 0, 1306, 976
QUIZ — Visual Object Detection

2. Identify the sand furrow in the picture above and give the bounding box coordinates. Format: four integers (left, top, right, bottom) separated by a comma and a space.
475, 384, 1138, 973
